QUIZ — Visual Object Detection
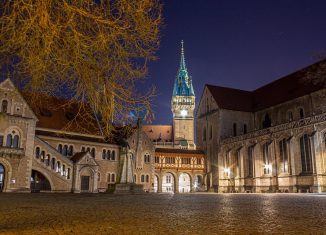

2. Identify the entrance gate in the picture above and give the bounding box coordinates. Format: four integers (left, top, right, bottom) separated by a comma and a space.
81, 176, 90, 192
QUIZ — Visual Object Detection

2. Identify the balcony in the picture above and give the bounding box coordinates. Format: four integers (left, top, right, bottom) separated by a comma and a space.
0, 146, 25, 157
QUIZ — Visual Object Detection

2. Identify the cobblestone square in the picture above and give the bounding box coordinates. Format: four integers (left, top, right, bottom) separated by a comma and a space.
0, 193, 326, 234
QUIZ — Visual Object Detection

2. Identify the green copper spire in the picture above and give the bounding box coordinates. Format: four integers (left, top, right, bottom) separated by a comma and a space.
172, 41, 195, 97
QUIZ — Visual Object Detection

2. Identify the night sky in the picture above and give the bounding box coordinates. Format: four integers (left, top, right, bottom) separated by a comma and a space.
147, 0, 326, 124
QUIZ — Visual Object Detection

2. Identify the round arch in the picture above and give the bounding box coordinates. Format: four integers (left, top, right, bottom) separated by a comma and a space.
31, 169, 52, 192
178, 173, 192, 193
162, 172, 176, 193
0, 158, 12, 192
79, 166, 96, 193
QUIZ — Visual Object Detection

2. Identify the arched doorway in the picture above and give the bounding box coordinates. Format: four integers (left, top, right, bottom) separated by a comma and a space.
0, 164, 5, 192
162, 173, 174, 193
153, 175, 159, 192
194, 175, 203, 192
79, 167, 94, 193
31, 170, 51, 192
179, 173, 191, 193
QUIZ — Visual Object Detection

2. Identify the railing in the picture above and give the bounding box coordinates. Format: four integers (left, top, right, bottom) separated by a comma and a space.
221, 112, 326, 144
0, 146, 24, 156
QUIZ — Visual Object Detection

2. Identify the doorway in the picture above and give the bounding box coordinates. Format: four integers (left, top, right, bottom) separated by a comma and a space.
81, 176, 90, 192
0, 164, 4, 192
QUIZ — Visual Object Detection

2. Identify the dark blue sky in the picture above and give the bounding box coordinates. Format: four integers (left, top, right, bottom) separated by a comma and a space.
146, 0, 326, 124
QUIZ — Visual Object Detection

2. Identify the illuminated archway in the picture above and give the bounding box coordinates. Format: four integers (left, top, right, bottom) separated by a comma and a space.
179, 173, 191, 193
162, 173, 175, 193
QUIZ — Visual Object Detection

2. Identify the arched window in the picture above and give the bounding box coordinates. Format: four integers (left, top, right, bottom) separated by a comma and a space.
279, 139, 288, 173
106, 150, 111, 160
81, 146, 85, 152
146, 175, 149, 183
12, 135, 19, 148
144, 154, 150, 163
57, 161, 61, 173
91, 148, 95, 158
300, 134, 313, 174
40, 151, 45, 162
299, 108, 305, 119
51, 158, 56, 170
68, 145, 73, 156
111, 173, 115, 183
262, 114, 271, 128
46, 154, 50, 166
62, 145, 68, 156
6, 134, 12, 147
111, 151, 115, 161
102, 149, 106, 160
203, 128, 206, 141
243, 124, 247, 134
35, 147, 40, 159
141, 175, 145, 183
263, 143, 271, 174
58, 144, 63, 154
62, 165, 66, 176
233, 123, 237, 137
86, 147, 90, 153
1, 100, 8, 113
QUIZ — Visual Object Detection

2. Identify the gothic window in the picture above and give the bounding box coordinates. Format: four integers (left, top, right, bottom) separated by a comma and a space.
35, 147, 40, 159
12, 135, 19, 148
248, 146, 254, 177
141, 175, 145, 183
6, 134, 12, 147
300, 134, 313, 174
203, 128, 206, 141
263, 143, 271, 174
1, 100, 8, 113
262, 114, 271, 129
299, 108, 305, 119
102, 149, 106, 160
279, 139, 288, 173
144, 154, 150, 163
243, 124, 247, 134
111, 150, 115, 160
58, 144, 63, 154
233, 123, 237, 137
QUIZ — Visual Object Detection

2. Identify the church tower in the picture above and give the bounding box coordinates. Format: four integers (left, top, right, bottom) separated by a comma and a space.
171, 41, 195, 148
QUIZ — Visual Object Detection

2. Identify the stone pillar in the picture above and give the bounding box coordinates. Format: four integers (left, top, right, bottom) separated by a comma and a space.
174, 172, 179, 194
158, 173, 163, 193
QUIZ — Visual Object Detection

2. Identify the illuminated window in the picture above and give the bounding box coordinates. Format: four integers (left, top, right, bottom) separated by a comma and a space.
263, 143, 271, 174
279, 139, 288, 173
300, 134, 313, 174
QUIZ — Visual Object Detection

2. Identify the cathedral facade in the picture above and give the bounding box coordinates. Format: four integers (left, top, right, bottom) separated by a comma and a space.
196, 61, 326, 193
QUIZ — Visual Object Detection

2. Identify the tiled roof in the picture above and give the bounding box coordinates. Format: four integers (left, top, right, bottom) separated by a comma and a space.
207, 60, 325, 112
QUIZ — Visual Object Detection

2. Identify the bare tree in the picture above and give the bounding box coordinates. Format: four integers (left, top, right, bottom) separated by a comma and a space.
0, 0, 162, 137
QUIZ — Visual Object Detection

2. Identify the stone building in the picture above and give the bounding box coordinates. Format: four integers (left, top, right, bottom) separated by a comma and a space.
196, 60, 326, 193
0, 41, 205, 193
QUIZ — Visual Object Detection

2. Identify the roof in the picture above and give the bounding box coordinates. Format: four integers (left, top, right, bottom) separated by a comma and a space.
142, 125, 173, 142
70, 152, 87, 163
22, 92, 102, 136
206, 60, 326, 112
155, 148, 204, 155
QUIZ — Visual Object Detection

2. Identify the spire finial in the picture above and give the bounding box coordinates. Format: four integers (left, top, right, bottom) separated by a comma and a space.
181, 40, 184, 56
